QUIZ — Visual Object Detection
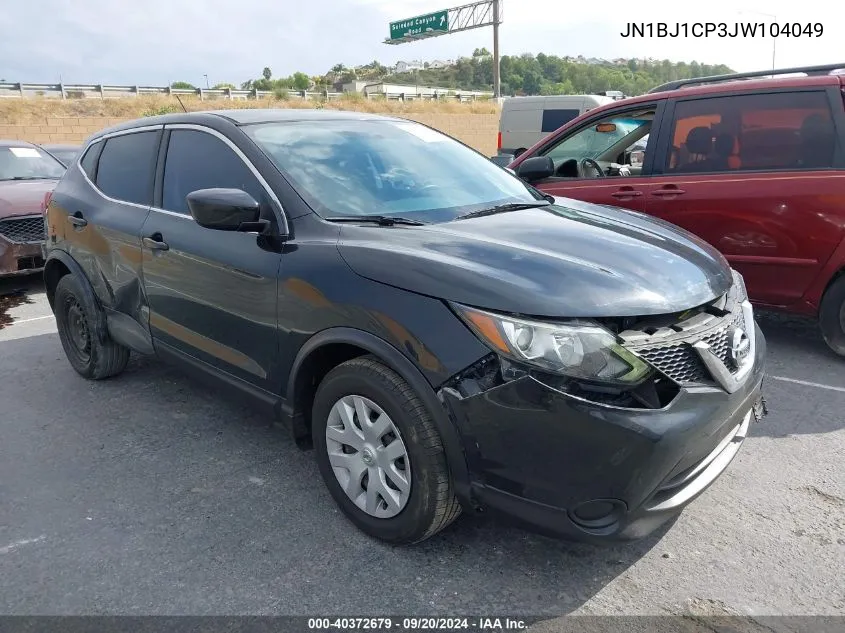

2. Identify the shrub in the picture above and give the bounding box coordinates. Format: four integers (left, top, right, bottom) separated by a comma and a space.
142, 104, 180, 117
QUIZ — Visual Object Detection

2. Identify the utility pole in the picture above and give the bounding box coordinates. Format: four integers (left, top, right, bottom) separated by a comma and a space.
771, 34, 777, 72
492, 0, 501, 98
738, 11, 777, 75
204, 74, 210, 89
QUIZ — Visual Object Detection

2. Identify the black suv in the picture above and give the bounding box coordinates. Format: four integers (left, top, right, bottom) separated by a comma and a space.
43, 110, 767, 544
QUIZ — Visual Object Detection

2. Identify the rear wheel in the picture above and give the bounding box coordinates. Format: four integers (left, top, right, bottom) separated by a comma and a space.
819, 276, 845, 357
312, 356, 461, 544
54, 275, 130, 379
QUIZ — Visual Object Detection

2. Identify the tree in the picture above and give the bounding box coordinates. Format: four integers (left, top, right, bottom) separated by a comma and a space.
475, 55, 493, 87
212, 82, 235, 90
689, 61, 701, 77
504, 73, 523, 93
456, 58, 475, 86
292, 72, 310, 90
240, 55, 733, 100
522, 69, 543, 95
170, 81, 195, 89
262, 67, 272, 81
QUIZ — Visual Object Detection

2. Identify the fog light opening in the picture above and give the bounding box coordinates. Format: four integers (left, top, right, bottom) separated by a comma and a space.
570, 499, 626, 531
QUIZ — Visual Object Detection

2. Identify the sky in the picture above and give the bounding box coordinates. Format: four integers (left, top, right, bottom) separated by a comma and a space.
0, 0, 840, 87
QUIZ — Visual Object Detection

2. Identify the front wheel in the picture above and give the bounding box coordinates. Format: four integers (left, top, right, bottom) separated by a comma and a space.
312, 356, 461, 544
819, 276, 845, 357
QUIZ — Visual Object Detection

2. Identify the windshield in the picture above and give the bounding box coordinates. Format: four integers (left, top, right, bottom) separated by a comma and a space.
244, 119, 540, 222
0, 146, 66, 181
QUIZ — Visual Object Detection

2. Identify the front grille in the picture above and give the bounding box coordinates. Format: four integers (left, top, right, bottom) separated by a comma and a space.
0, 216, 45, 244
701, 309, 745, 372
635, 343, 709, 384
621, 281, 748, 386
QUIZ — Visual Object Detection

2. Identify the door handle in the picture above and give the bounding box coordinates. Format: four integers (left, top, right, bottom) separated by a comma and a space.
67, 214, 87, 228
611, 189, 643, 199
143, 235, 169, 251
652, 187, 686, 197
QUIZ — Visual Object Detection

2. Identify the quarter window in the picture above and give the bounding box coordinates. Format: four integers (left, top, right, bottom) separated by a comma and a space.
666, 91, 839, 173
79, 141, 101, 180
95, 131, 159, 206
162, 130, 264, 214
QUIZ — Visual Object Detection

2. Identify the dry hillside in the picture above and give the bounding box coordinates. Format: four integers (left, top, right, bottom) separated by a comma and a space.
0, 94, 499, 124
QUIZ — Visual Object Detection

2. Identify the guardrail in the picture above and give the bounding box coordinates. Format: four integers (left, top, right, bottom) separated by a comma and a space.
0, 83, 490, 102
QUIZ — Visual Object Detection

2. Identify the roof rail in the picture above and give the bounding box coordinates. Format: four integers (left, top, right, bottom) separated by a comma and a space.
647, 63, 845, 94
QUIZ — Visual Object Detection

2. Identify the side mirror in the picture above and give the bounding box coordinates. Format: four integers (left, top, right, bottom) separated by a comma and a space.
187, 188, 263, 232
490, 153, 515, 167
516, 156, 555, 182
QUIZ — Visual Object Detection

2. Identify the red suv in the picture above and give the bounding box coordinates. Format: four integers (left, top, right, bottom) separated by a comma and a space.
507, 64, 845, 356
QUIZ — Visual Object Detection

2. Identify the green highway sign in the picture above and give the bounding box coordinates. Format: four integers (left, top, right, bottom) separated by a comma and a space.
389, 9, 449, 41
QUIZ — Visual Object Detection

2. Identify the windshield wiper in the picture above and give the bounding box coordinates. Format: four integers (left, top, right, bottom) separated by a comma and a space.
456, 201, 551, 221
325, 215, 426, 226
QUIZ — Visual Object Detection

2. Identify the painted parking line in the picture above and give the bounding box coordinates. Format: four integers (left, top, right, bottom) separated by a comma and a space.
0, 317, 57, 343
0, 535, 46, 555
770, 375, 845, 393
11, 315, 53, 324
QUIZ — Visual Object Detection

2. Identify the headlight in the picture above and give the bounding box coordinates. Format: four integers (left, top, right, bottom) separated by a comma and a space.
452, 303, 652, 386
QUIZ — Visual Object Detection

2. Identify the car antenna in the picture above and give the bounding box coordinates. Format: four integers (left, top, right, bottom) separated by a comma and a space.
175, 94, 188, 113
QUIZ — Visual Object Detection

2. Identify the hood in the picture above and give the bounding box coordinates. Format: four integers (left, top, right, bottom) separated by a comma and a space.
0, 179, 58, 218
336, 198, 733, 318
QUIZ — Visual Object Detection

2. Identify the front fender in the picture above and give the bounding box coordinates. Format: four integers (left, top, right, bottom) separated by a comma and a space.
283, 326, 474, 509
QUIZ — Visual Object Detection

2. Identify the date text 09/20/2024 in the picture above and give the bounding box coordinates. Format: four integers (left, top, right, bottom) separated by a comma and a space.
620, 22, 823, 38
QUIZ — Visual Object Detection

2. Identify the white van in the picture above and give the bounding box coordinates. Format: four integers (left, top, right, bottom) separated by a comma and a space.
497, 95, 615, 159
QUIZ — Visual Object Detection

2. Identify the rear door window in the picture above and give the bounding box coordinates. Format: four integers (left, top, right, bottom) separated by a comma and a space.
161, 129, 264, 214
666, 91, 839, 173
95, 131, 159, 205
541, 109, 580, 133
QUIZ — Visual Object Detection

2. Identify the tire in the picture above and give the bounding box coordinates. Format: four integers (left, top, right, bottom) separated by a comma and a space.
54, 274, 130, 379
819, 276, 845, 356
820, 276, 845, 357
312, 356, 461, 544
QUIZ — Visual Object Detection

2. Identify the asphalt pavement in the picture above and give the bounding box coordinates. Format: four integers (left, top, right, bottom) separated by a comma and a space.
1, 276, 843, 622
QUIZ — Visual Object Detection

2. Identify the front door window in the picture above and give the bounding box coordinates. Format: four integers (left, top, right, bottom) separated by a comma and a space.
542, 109, 655, 178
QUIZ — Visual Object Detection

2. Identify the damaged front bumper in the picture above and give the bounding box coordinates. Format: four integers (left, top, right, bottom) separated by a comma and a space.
0, 216, 45, 277
439, 323, 767, 542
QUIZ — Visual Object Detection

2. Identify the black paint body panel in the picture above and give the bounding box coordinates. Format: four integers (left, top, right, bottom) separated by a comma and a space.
42, 110, 765, 543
